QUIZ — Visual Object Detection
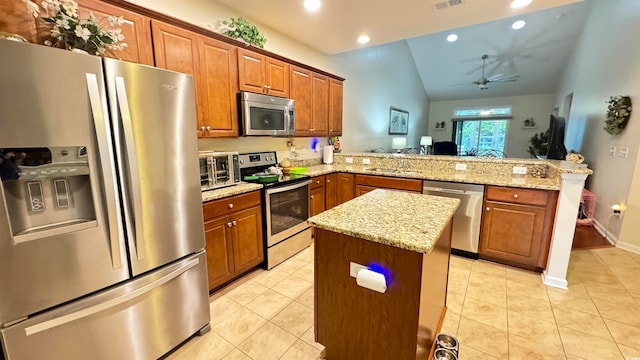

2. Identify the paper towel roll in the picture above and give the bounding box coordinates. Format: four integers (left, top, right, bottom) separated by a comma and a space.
356, 268, 387, 293
323, 145, 334, 164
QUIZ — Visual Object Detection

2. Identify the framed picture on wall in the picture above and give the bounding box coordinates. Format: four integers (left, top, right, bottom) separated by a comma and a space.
389, 107, 409, 135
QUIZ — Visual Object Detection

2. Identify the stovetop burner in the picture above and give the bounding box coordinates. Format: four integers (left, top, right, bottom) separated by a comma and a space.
239, 151, 310, 187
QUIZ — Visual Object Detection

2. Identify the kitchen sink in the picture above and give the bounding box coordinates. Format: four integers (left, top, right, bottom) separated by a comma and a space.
363, 168, 420, 175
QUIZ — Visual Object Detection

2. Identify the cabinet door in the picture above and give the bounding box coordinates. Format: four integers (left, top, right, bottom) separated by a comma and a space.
325, 173, 337, 209
291, 66, 313, 136
237, 48, 266, 94
355, 185, 377, 197
479, 201, 546, 267
336, 173, 354, 206
329, 79, 343, 136
311, 73, 329, 136
231, 206, 264, 275
77, 0, 153, 65
204, 216, 235, 291
198, 36, 239, 137
265, 57, 290, 98
151, 20, 202, 125
310, 186, 326, 217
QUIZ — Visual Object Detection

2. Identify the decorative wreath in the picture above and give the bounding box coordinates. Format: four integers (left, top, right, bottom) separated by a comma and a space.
604, 95, 632, 135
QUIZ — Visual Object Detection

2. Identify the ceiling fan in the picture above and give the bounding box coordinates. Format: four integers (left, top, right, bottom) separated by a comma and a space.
470, 54, 519, 90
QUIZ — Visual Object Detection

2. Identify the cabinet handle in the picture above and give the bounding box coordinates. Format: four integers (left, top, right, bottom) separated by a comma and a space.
228, 203, 234, 209
486, 207, 491, 211
326, 179, 331, 183
206, 126, 211, 131
227, 222, 233, 228
200, 126, 205, 131
232, 220, 237, 226
311, 195, 315, 199
513, 193, 519, 199
316, 180, 320, 184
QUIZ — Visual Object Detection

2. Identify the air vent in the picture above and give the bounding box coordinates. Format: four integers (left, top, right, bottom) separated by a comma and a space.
434, 0, 464, 10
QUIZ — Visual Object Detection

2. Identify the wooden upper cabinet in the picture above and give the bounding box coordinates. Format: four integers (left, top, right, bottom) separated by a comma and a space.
197, 36, 239, 137
76, 0, 153, 65
291, 66, 313, 136
329, 79, 343, 136
311, 73, 329, 136
238, 48, 290, 97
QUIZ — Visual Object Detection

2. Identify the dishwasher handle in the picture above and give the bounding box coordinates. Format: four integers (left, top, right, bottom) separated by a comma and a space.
423, 186, 485, 196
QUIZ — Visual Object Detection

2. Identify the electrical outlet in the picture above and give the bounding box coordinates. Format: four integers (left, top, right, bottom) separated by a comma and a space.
362, 158, 371, 164
455, 163, 467, 171
512, 166, 527, 175
345, 157, 353, 164
618, 146, 629, 158
609, 145, 617, 156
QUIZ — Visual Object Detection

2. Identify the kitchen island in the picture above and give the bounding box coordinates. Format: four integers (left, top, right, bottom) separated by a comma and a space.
308, 189, 459, 360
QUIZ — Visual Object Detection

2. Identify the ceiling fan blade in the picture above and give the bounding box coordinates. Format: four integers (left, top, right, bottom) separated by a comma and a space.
486, 74, 505, 81
489, 77, 519, 83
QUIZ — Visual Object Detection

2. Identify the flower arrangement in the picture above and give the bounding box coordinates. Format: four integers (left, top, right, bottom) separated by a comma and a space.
24, 0, 127, 55
220, 17, 266, 48
604, 95, 632, 135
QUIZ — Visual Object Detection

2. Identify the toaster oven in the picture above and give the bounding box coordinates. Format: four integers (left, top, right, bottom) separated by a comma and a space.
198, 151, 240, 191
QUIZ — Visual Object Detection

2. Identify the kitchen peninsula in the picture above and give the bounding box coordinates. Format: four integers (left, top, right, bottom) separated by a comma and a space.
307, 189, 459, 360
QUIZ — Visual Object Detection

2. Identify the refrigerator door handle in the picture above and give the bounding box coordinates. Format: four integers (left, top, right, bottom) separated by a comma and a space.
86, 73, 123, 270
24, 257, 200, 336
114, 76, 145, 261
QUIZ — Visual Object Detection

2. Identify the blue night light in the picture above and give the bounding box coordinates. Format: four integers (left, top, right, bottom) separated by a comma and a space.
367, 263, 392, 285
310, 137, 319, 152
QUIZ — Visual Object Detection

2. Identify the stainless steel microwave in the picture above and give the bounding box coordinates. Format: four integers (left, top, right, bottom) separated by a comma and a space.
240, 91, 295, 136
198, 151, 240, 191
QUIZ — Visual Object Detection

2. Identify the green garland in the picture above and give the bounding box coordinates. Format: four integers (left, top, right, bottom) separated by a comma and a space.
604, 96, 632, 135
221, 17, 266, 48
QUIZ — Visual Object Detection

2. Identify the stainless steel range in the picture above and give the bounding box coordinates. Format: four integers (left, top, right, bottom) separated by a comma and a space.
239, 152, 312, 269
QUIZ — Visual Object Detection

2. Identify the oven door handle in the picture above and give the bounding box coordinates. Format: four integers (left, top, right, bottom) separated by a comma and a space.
265, 179, 311, 195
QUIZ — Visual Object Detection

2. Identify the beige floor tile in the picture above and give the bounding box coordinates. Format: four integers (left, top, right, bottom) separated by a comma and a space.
292, 262, 314, 283
631, 292, 640, 306
461, 297, 508, 330
210, 295, 243, 324
547, 281, 590, 298
457, 344, 500, 359
472, 260, 509, 276
448, 266, 471, 282
508, 334, 566, 360
604, 318, 640, 349
271, 301, 314, 337
272, 275, 313, 299
296, 287, 315, 309
468, 271, 507, 289
592, 295, 640, 328
507, 310, 563, 352
169, 331, 235, 360
245, 289, 293, 320
466, 281, 507, 308
295, 245, 314, 263
618, 275, 640, 294
558, 327, 624, 360
301, 326, 325, 350
221, 349, 251, 360
579, 272, 623, 287
507, 293, 555, 323
440, 311, 460, 337
238, 322, 297, 360
275, 257, 308, 274
547, 287, 600, 316
507, 279, 549, 301
446, 291, 465, 314
447, 273, 469, 295
450, 255, 474, 271
279, 339, 323, 360
506, 267, 544, 285
457, 316, 509, 359
565, 355, 585, 360
583, 281, 629, 299
212, 307, 267, 346
618, 344, 640, 359
552, 306, 612, 340
250, 268, 290, 288
225, 280, 269, 306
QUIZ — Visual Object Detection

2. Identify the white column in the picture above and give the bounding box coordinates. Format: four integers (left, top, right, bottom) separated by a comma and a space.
542, 173, 588, 289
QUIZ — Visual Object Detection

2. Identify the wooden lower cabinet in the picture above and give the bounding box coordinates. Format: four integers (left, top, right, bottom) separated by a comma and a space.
203, 191, 264, 291
479, 186, 558, 270
325, 173, 354, 209
310, 176, 326, 217
354, 175, 423, 196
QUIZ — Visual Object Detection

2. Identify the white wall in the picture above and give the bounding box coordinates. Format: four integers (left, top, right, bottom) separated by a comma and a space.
555, 0, 640, 245
428, 93, 556, 158
133, 0, 430, 156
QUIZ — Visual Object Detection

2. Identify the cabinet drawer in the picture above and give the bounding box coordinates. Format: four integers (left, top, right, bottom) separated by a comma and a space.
203, 191, 261, 220
310, 175, 326, 190
355, 175, 423, 193
486, 186, 548, 206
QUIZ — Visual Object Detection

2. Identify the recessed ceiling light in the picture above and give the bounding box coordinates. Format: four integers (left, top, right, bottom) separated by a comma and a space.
357, 35, 370, 44
446, 34, 458, 42
303, 0, 321, 12
512, 20, 526, 30
510, 0, 532, 9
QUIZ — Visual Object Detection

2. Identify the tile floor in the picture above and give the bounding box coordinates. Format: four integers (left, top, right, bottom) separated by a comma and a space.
166, 245, 640, 360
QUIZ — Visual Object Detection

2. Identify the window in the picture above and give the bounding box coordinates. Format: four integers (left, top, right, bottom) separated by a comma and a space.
452, 106, 511, 156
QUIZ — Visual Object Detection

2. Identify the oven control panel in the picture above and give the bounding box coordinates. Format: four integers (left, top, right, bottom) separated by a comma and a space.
238, 152, 277, 168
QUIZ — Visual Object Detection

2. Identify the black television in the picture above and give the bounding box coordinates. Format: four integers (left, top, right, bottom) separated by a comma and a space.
546, 114, 568, 160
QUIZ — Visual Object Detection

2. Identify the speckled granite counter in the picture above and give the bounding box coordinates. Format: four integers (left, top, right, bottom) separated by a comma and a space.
201, 183, 262, 202
308, 189, 459, 254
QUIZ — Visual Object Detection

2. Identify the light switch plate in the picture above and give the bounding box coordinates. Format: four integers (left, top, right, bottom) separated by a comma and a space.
512, 166, 527, 175
346, 157, 354, 164
362, 158, 371, 164
455, 163, 467, 171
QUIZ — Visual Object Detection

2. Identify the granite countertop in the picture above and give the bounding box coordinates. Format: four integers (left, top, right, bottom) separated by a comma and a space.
308, 189, 460, 254
201, 183, 263, 202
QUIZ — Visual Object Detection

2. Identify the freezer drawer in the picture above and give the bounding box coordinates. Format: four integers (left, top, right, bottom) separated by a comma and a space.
0, 251, 210, 360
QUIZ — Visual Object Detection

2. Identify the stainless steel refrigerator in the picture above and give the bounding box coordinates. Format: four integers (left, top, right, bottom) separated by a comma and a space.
0, 39, 210, 359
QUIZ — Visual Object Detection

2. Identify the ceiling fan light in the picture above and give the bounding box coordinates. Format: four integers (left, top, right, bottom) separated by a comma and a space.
446, 34, 458, 42
510, 0, 532, 9
303, 0, 321, 12
512, 20, 526, 30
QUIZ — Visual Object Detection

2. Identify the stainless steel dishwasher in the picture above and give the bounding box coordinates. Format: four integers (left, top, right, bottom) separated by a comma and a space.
423, 180, 485, 258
